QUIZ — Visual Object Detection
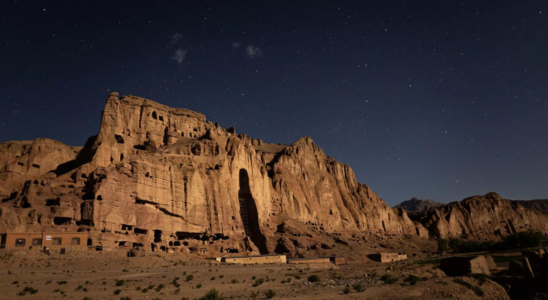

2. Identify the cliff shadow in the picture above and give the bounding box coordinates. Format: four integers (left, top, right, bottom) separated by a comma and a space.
239, 168, 268, 254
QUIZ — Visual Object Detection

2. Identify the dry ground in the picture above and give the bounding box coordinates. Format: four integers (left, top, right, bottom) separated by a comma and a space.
0, 251, 510, 300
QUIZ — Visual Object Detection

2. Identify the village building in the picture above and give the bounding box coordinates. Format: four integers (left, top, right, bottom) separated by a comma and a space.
0, 232, 89, 250
369, 252, 408, 263
216, 254, 287, 264
440, 255, 490, 276
288, 256, 347, 265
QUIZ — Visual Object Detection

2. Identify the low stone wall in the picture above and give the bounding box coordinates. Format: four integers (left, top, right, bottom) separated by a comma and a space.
220, 255, 287, 264
288, 258, 330, 264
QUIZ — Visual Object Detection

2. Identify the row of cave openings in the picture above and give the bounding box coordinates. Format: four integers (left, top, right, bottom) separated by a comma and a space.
107, 169, 269, 254
15, 162, 41, 169
149, 110, 201, 136
114, 227, 231, 253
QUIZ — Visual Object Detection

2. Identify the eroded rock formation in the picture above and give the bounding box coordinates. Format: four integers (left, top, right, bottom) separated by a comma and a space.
0, 93, 546, 257
394, 197, 443, 212
409, 193, 548, 239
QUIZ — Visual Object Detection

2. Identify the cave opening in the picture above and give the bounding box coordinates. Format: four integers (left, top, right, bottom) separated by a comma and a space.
53, 217, 72, 226
153, 230, 162, 243
238, 169, 268, 254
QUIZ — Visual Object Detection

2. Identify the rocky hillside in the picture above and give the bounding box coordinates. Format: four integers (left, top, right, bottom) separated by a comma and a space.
394, 197, 443, 212
408, 192, 548, 239
514, 199, 548, 214
0, 93, 427, 257
1, 93, 547, 257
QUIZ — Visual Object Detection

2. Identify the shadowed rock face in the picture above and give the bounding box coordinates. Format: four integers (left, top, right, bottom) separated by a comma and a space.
394, 198, 443, 212
409, 192, 548, 239
514, 199, 548, 215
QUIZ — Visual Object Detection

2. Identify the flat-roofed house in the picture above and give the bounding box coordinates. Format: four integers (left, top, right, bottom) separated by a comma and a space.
369, 252, 408, 263
0, 232, 88, 250
217, 254, 287, 264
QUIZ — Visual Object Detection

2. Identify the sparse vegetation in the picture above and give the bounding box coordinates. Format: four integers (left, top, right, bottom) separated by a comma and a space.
252, 278, 265, 287
404, 275, 421, 285
448, 239, 491, 253
468, 273, 488, 285
57, 281, 68, 285
17, 286, 39, 296
454, 278, 484, 296
264, 289, 276, 299
437, 239, 448, 253
497, 231, 547, 250
113, 289, 122, 295
186, 275, 194, 281
352, 282, 365, 292
449, 231, 547, 253
199, 288, 225, 300
171, 277, 181, 287
196, 283, 203, 289
307, 274, 320, 282
154, 284, 165, 292
115, 279, 125, 286
380, 274, 397, 284
250, 291, 260, 299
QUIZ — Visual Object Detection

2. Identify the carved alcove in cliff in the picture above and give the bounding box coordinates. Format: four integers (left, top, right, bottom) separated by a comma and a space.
238, 169, 268, 254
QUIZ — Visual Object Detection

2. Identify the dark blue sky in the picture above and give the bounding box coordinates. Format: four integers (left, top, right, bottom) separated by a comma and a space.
1, 1, 547, 205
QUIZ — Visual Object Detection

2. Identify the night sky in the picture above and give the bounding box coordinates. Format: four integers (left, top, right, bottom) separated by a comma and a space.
1, 1, 547, 205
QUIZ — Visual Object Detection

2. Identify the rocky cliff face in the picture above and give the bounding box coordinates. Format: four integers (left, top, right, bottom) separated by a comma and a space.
0, 93, 427, 256
409, 193, 548, 239
394, 198, 443, 212
514, 199, 548, 215
1, 93, 546, 257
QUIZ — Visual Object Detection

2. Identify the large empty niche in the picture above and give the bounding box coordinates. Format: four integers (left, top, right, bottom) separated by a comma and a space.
53, 217, 72, 226
238, 169, 268, 254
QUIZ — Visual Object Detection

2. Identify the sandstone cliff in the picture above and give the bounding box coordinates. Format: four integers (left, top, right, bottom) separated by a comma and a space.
409, 192, 548, 239
1, 93, 546, 258
0, 93, 428, 256
514, 199, 548, 215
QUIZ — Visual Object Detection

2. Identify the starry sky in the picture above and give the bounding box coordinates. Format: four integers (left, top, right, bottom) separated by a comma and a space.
1, 1, 547, 205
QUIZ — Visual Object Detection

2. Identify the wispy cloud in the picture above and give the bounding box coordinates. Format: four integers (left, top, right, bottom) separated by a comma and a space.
172, 48, 187, 64
170, 33, 183, 45
231, 42, 241, 49
246, 45, 263, 57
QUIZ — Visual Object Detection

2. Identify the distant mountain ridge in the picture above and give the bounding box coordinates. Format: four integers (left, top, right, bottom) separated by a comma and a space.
394, 196, 548, 215
394, 197, 443, 212
407, 192, 548, 239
